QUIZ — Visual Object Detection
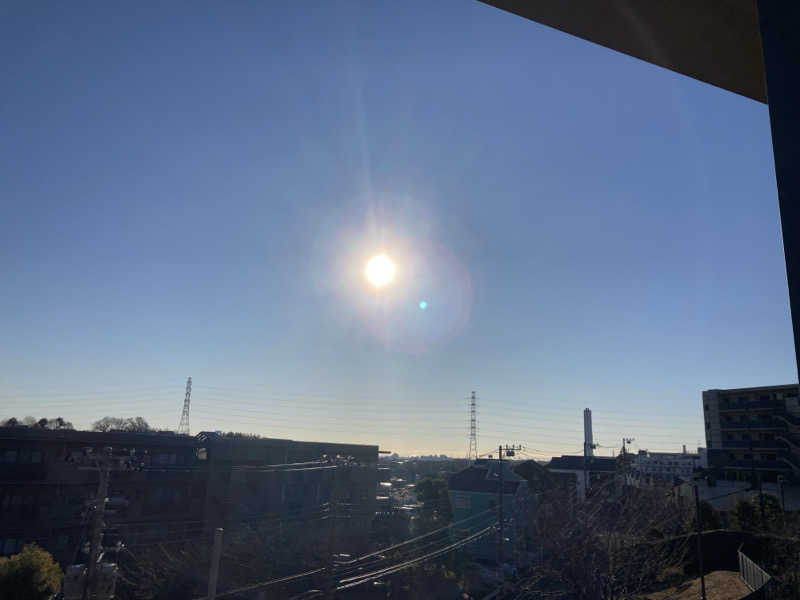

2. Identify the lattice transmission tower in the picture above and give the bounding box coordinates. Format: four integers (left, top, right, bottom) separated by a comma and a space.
178, 376, 192, 435
467, 391, 478, 461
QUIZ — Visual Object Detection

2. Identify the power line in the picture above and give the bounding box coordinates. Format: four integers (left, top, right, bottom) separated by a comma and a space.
336, 525, 495, 590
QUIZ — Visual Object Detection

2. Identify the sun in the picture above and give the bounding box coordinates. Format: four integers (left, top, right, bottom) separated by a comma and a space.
365, 254, 396, 287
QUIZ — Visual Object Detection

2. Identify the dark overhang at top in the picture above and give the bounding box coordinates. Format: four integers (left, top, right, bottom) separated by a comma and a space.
481, 0, 766, 103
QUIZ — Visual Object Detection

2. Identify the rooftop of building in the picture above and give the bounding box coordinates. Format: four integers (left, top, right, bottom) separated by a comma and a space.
703, 384, 798, 394
448, 459, 525, 494
547, 455, 617, 472
0, 426, 379, 457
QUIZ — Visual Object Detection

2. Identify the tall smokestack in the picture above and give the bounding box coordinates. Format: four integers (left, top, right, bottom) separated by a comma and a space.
584, 408, 594, 457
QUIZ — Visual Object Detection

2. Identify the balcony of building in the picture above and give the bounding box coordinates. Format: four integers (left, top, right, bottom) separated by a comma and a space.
0, 463, 47, 482
720, 439, 788, 450
719, 417, 788, 432
718, 398, 785, 412
721, 460, 791, 471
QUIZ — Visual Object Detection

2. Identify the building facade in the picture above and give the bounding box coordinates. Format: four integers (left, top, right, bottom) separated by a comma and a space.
703, 384, 800, 483
0, 427, 378, 567
546, 455, 617, 502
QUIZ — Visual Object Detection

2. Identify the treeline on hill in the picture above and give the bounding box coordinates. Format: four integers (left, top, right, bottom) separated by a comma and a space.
2, 416, 74, 429
2, 416, 155, 432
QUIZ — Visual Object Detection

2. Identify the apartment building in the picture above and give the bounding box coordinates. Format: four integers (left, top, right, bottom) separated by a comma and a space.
630, 448, 706, 484
703, 384, 800, 483
0, 426, 378, 566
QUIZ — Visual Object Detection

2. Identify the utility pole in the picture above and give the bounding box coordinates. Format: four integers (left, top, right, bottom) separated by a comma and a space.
324, 461, 345, 600
496, 443, 521, 579
693, 483, 707, 600
207, 528, 223, 600
83, 447, 111, 600
497, 445, 504, 570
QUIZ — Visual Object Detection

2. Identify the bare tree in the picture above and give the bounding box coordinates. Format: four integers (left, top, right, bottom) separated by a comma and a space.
532, 480, 690, 600
92, 416, 152, 432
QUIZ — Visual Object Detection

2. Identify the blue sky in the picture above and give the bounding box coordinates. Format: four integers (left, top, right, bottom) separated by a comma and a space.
1, 1, 794, 456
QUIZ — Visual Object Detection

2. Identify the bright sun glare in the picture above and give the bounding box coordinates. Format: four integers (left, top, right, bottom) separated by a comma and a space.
365, 254, 396, 288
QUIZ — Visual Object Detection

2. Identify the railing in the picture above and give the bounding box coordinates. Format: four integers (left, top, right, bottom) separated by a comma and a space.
738, 549, 771, 592
774, 413, 800, 427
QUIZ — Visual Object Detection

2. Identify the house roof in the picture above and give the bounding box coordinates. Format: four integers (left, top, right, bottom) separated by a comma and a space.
547, 455, 617, 472
448, 460, 525, 494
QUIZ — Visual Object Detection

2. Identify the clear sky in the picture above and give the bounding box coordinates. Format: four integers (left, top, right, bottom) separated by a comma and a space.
1, 1, 795, 457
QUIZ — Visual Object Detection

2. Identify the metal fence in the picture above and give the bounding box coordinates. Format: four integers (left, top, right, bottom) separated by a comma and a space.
738, 548, 772, 591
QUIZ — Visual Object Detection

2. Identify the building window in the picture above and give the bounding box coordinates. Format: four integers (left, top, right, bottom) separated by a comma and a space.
1, 539, 17, 555
767, 454, 777, 461
744, 454, 753, 460
2, 450, 17, 463
452, 493, 471, 510
30, 451, 41, 463
726, 434, 733, 441
704, 404, 708, 411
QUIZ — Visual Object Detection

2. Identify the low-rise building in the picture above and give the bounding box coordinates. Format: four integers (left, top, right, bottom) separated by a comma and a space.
0, 426, 379, 565
546, 455, 617, 502
629, 448, 706, 485
447, 460, 530, 563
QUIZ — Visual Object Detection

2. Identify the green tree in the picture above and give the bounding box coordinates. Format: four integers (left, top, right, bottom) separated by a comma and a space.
729, 494, 784, 532
729, 497, 760, 531
415, 476, 452, 527
0, 544, 63, 600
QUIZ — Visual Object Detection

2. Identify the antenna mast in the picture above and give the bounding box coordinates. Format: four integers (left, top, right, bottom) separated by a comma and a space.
178, 377, 192, 435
